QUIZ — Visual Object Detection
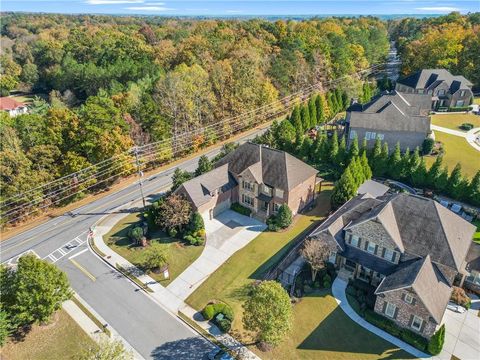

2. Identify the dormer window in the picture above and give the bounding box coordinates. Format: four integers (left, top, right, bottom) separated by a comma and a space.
383, 248, 395, 262
404, 293, 414, 304
366, 242, 376, 254
438, 89, 446, 96
262, 184, 272, 196
350, 234, 360, 247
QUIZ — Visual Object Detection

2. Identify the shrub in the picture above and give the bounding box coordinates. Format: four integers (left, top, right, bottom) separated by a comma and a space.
276, 204, 293, 228
401, 329, 428, 352
323, 280, 331, 288
422, 138, 435, 155
428, 324, 445, 355
188, 212, 204, 232
202, 304, 215, 320
266, 216, 280, 231
195, 229, 206, 238
216, 318, 232, 333
128, 226, 143, 244
459, 123, 474, 131
184, 234, 204, 246
323, 274, 331, 283
231, 202, 251, 216
168, 227, 178, 238
448, 106, 472, 112
450, 286, 471, 308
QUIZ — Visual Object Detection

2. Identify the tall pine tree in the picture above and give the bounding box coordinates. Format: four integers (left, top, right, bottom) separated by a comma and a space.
308, 98, 317, 126
348, 134, 359, 161
468, 170, 480, 206
301, 104, 311, 131
315, 94, 325, 124
448, 163, 466, 199
427, 156, 443, 188
329, 131, 339, 164
388, 143, 402, 180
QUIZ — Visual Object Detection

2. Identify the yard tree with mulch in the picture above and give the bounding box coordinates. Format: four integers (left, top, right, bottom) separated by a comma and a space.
300, 238, 331, 282
243, 281, 293, 349
140, 242, 168, 273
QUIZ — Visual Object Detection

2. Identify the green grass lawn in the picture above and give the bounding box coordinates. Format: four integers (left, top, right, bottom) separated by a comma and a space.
425, 131, 479, 178
104, 212, 204, 286
473, 219, 480, 244
260, 290, 413, 360
0, 309, 96, 360
187, 186, 412, 359
431, 114, 480, 131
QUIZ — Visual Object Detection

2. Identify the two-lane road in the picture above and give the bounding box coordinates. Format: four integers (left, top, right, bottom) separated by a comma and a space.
1, 125, 268, 358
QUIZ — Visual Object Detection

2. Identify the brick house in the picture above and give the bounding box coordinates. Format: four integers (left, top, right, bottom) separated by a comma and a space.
345, 90, 432, 152
309, 191, 475, 339
395, 69, 473, 110
175, 142, 319, 221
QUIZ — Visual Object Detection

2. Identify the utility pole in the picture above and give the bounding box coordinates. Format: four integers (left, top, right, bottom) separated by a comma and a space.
133, 147, 146, 209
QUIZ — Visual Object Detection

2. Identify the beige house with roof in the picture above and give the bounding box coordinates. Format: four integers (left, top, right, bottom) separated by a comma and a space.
175, 143, 319, 221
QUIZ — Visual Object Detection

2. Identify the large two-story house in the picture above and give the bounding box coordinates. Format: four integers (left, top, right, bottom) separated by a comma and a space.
175, 142, 319, 221
395, 69, 473, 110
310, 191, 475, 339
346, 90, 431, 151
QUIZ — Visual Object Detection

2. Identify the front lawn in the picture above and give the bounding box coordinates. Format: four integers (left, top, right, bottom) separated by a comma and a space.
425, 131, 479, 178
104, 212, 204, 286
186, 186, 412, 358
473, 219, 480, 244
431, 114, 480, 131
0, 309, 96, 360
260, 290, 413, 360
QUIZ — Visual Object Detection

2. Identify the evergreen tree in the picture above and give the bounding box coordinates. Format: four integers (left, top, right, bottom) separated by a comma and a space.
399, 147, 411, 180
327, 92, 335, 118
348, 134, 359, 161
360, 138, 368, 157
300, 136, 313, 162
350, 157, 364, 187
308, 97, 317, 126
290, 105, 303, 136
341, 90, 349, 111
379, 142, 390, 177
448, 163, 466, 199
435, 167, 449, 193
468, 170, 480, 206
427, 156, 443, 188
336, 135, 347, 167
329, 131, 339, 164
388, 143, 402, 180
195, 155, 212, 176
274, 119, 296, 151
331, 90, 339, 114
301, 104, 311, 130
331, 166, 357, 208
408, 147, 421, 183
369, 137, 382, 175
317, 133, 330, 163
315, 94, 325, 124
361, 151, 372, 180
411, 157, 428, 188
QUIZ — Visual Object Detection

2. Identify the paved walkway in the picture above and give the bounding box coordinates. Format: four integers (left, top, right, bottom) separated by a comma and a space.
431, 124, 480, 151
331, 277, 432, 359
91, 206, 261, 359
167, 210, 266, 300
64, 295, 144, 359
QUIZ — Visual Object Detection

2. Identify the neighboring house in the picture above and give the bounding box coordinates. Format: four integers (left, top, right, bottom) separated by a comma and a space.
175, 142, 319, 221
0, 97, 28, 117
464, 242, 480, 294
309, 192, 475, 339
395, 69, 473, 110
346, 90, 431, 151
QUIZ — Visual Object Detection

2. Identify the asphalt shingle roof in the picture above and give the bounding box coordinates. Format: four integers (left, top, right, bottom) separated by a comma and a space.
397, 69, 472, 92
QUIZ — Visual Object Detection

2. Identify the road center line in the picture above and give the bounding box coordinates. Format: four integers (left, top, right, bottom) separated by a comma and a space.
69, 258, 96, 282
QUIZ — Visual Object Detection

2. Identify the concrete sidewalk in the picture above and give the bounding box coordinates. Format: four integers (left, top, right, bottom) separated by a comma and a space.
431, 125, 480, 151
91, 207, 261, 359
331, 277, 433, 359
64, 295, 144, 360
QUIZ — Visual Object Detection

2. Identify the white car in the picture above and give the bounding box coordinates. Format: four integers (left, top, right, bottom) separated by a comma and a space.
447, 302, 466, 313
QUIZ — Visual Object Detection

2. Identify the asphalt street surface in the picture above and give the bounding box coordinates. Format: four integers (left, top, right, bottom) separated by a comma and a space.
1, 126, 267, 359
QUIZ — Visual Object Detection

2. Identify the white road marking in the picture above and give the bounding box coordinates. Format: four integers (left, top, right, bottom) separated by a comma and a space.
68, 248, 89, 260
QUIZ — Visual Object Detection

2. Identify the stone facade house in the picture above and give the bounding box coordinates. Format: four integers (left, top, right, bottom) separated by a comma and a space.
309, 192, 475, 339
395, 69, 473, 110
345, 90, 431, 152
175, 142, 318, 221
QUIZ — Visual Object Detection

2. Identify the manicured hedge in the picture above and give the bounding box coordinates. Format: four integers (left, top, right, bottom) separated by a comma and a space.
447, 106, 472, 112
201, 302, 234, 333
364, 310, 429, 352
231, 202, 251, 216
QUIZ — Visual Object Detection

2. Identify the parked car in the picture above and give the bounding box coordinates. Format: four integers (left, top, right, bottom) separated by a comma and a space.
447, 301, 467, 313
207, 348, 234, 360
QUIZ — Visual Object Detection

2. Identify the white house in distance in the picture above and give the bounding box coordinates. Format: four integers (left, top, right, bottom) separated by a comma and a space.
0, 97, 28, 117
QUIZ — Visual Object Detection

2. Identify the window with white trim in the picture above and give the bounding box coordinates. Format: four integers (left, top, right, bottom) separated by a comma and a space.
275, 188, 284, 198
456, 100, 465, 107
438, 89, 446, 96
377, 133, 385, 141
385, 302, 396, 318
350, 234, 359, 247
383, 248, 395, 262
411, 315, 423, 331
242, 194, 254, 207
365, 132, 372, 140
366, 242, 376, 254
404, 293, 414, 304
460, 90, 466, 97
349, 130, 357, 139
242, 180, 254, 192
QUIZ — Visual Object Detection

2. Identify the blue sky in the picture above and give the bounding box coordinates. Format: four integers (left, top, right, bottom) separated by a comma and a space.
1, 0, 479, 16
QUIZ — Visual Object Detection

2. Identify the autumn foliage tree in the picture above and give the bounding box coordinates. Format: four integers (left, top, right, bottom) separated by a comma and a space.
300, 239, 332, 281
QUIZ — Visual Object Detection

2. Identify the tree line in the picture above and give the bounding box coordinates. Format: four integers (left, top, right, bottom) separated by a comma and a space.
0, 14, 390, 224
390, 12, 480, 87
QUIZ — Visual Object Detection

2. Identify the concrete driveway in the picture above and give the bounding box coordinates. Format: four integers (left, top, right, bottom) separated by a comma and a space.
438, 296, 480, 360
167, 210, 266, 300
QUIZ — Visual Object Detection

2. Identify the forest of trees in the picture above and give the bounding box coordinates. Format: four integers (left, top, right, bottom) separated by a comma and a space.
0, 14, 390, 224
390, 12, 480, 87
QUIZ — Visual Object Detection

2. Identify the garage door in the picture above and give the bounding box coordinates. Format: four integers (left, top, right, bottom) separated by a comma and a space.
212, 199, 231, 217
